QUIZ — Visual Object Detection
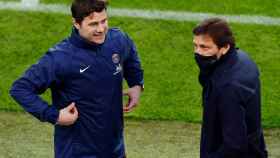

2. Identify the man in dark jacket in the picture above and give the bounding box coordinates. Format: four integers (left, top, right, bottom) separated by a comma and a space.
10, 0, 144, 157
192, 18, 267, 158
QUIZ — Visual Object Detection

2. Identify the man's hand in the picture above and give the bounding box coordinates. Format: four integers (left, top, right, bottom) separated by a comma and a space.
57, 102, 78, 126
123, 85, 142, 113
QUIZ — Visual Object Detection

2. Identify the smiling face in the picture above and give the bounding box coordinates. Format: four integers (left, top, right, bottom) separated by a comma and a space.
73, 9, 108, 44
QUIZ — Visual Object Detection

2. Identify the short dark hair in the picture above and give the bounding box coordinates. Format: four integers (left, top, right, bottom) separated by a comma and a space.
193, 18, 235, 49
71, 0, 108, 23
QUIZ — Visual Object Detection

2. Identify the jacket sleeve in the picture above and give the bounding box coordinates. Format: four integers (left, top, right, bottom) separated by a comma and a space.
209, 83, 253, 158
10, 51, 59, 124
123, 34, 144, 88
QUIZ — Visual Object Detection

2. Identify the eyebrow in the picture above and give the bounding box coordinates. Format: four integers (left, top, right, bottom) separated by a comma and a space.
193, 42, 210, 49
88, 21, 99, 25
199, 44, 209, 48
88, 18, 107, 25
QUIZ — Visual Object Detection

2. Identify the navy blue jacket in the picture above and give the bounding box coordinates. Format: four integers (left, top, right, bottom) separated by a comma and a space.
10, 28, 144, 158
199, 48, 267, 158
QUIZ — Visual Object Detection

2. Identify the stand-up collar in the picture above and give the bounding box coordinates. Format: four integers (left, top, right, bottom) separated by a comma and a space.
214, 47, 238, 73
198, 47, 238, 87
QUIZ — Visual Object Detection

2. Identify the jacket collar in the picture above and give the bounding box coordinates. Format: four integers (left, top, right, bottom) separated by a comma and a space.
198, 47, 238, 87
214, 47, 238, 74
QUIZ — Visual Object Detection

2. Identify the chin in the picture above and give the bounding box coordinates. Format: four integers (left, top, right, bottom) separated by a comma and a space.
92, 38, 105, 44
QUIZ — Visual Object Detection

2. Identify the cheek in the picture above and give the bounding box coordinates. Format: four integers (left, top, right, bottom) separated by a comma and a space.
80, 27, 91, 34
207, 47, 220, 55
102, 22, 109, 30
82, 30, 92, 38
87, 27, 95, 33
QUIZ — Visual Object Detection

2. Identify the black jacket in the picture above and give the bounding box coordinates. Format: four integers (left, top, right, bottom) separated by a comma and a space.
199, 48, 267, 158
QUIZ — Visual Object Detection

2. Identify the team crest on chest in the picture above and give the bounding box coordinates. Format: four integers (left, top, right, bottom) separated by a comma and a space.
112, 53, 120, 64
112, 53, 122, 75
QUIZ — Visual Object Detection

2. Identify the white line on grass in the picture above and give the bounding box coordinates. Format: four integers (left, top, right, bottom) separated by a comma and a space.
1, 1, 280, 26
21, 0, 39, 7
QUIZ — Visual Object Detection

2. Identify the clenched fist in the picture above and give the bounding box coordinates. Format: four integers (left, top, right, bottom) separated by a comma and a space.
56, 102, 78, 126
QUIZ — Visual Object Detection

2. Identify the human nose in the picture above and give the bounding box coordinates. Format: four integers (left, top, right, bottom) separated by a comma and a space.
96, 23, 104, 33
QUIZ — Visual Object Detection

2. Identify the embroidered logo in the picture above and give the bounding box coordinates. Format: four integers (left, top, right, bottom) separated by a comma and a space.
80, 65, 90, 73
113, 64, 122, 75
112, 53, 120, 64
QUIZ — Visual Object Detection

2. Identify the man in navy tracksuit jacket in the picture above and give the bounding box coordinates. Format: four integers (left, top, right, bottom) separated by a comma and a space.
10, 0, 143, 157
192, 18, 267, 158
